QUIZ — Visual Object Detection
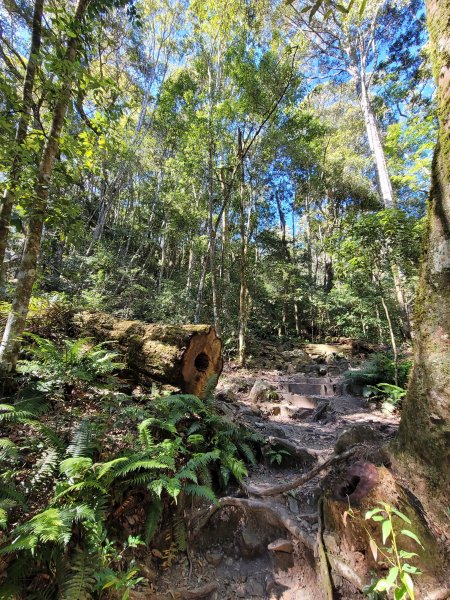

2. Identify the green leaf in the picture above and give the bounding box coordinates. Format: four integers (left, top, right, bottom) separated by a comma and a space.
391, 507, 411, 524
374, 578, 388, 592
382, 519, 392, 544
365, 508, 383, 519
394, 584, 408, 600
399, 550, 419, 559
402, 564, 421, 575
400, 572, 415, 599
385, 566, 399, 590
359, 0, 368, 16
308, 0, 323, 21
400, 529, 423, 547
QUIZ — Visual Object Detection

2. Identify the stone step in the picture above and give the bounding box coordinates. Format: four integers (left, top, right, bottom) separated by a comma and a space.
280, 382, 339, 396
271, 403, 315, 419
279, 394, 318, 408
279, 377, 341, 385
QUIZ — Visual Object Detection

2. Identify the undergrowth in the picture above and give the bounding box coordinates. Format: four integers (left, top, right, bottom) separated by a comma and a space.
0, 335, 263, 599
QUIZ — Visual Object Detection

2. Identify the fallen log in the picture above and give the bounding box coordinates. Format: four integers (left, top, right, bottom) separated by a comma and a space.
74, 311, 223, 398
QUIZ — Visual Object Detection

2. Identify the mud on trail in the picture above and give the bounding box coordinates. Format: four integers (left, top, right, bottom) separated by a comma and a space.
141, 343, 402, 600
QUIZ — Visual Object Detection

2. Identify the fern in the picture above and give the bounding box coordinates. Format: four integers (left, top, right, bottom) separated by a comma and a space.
184, 484, 217, 503
66, 419, 96, 458
173, 514, 187, 551
60, 547, 96, 600
32, 448, 60, 485
95, 457, 129, 481
144, 498, 163, 544
0, 438, 18, 462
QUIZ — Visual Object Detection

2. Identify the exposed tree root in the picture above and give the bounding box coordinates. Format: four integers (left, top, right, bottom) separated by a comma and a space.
144, 583, 218, 599
266, 436, 327, 462
241, 447, 358, 497
317, 497, 334, 600
191, 496, 316, 551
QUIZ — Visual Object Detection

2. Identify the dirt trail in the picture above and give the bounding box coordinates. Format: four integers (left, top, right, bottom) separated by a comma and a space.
143, 345, 399, 600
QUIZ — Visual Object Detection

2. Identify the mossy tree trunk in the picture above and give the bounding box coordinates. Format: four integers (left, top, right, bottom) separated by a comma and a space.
398, 0, 450, 484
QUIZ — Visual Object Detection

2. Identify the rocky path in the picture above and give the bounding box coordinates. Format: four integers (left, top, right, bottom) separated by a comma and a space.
144, 347, 400, 600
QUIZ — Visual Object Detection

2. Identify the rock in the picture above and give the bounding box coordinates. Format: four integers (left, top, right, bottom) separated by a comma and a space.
267, 538, 293, 553
246, 579, 265, 597
215, 386, 238, 403
287, 496, 299, 514
138, 563, 157, 582
206, 551, 223, 566
249, 380, 278, 403
381, 400, 396, 416
240, 526, 264, 558
239, 405, 262, 417
323, 533, 339, 554
334, 424, 382, 454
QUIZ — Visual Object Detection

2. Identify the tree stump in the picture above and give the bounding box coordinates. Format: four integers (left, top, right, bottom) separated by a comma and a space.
74, 312, 223, 398
321, 464, 448, 597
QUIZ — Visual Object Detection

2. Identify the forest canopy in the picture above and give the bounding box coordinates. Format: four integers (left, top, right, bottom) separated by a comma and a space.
0, 0, 436, 366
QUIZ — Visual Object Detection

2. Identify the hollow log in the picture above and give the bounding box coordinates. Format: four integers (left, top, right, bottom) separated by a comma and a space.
74, 311, 223, 398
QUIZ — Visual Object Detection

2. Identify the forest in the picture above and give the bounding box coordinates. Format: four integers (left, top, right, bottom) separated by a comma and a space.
0, 0, 448, 598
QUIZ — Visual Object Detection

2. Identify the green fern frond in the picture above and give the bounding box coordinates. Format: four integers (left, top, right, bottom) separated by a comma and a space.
54, 480, 107, 501
0, 481, 26, 505
137, 419, 155, 448
94, 457, 129, 480
59, 547, 96, 600
144, 498, 163, 544
114, 458, 174, 477
0, 404, 35, 423
173, 514, 187, 551
175, 467, 198, 483
237, 442, 257, 465
184, 450, 219, 472
67, 419, 95, 458
203, 375, 218, 406
184, 484, 217, 503
32, 448, 60, 484
0, 438, 18, 462
60, 457, 93, 479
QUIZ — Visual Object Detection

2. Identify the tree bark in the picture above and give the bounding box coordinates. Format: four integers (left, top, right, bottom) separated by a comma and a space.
238, 129, 249, 366
358, 76, 394, 209
0, 0, 90, 372
75, 311, 223, 398
0, 0, 44, 294
398, 0, 450, 485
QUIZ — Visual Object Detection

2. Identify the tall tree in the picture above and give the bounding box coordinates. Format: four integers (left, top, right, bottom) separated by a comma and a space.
0, 0, 44, 294
398, 0, 450, 483
0, 0, 91, 372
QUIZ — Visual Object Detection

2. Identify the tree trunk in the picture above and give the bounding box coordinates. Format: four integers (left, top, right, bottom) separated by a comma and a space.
357, 73, 412, 339
75, 311, 223, 398
237, 130, 248, 366
0, 0, 90, 373
0, 0, 44, 294
358, 76, 395, 209
398, 0, 450, 485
